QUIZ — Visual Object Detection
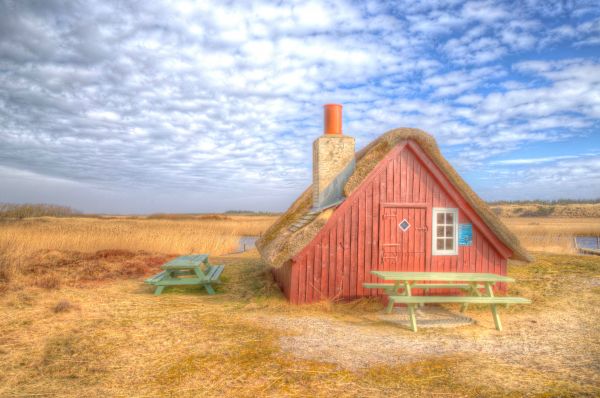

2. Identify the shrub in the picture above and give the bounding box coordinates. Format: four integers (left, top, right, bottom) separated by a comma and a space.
0, 248, 13, 293
35, 275, 61, 290
0, 261, 11, 284
53, 299, 75, 313
520, 206, 555, 217
93, 249, 136, 259
0, 203, 79, 219
147, 213, 233, 220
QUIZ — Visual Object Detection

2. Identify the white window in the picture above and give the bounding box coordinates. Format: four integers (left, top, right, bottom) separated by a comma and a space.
432, 208, 458, 255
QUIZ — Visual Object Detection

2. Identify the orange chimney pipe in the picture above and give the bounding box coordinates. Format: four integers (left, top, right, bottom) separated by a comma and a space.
323, 104, 342, 135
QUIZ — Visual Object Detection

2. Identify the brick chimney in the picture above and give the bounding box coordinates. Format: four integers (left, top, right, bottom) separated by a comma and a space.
312, 104, 355, 209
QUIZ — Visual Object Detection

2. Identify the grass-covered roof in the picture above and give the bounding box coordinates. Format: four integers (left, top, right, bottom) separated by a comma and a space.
257, 128, 532, 268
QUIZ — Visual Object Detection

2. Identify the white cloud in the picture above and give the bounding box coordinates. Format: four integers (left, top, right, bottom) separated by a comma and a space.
484, 155, 600, 200
424, 66, 503, 97
87, 111, 120, 121
455, 94, 484, 104
479, 60, 600, 122
461, 1, 509, 23
490, 155, 582, 165
0, 0, 599, 211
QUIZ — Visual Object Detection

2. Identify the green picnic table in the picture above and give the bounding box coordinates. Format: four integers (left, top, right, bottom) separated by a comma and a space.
364, 271, 531, 332
145, 254, 224, 296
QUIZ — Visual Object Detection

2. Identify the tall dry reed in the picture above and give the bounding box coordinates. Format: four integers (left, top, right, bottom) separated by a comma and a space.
501, 217, 600, 254
0, 216, 275, 259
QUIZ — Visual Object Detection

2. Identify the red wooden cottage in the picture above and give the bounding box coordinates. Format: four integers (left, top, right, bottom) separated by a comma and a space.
257, 105, 531, 304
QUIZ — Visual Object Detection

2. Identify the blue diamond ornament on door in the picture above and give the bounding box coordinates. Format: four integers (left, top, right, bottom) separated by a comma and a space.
399, 219, 410, 232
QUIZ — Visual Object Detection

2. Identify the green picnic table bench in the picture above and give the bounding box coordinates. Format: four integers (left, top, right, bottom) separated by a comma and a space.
145, 254, 224, 296
364, 271, 531, 332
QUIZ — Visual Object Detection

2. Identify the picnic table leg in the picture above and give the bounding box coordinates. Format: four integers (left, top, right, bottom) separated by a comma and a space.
192, 266, 207, 280
490, 304, 501, 331
204, 284, 216, 295
404, 281, 418, 331
485, 282, 502, 331
461, 282, 482, 313
191, 266, 216, 295
408, 304, 418, 332
152, 269, 176, 296
422, 287, 430, 308
404, 281, 413, 296
385, 281, 401, 314
460, 284, 469, 312
403, 281, 420, 311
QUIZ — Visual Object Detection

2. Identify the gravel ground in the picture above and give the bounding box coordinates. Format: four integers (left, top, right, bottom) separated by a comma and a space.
254, 303, 599, 385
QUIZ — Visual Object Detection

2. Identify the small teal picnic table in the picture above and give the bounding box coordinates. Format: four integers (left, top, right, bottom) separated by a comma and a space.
364, 271, 531, 332
145, 254, 224, 296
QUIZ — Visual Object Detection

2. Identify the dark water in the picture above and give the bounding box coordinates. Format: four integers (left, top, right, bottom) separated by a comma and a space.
575, 236, 600, 250
236, 236, 259, 252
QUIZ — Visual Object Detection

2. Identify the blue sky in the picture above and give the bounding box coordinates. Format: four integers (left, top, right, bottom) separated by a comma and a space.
0, 0, 599, 213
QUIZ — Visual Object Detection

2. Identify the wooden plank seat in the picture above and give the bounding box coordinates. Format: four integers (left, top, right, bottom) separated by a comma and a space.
205, 264, 225, 281
145, 254, 224, 296
363, 282, 486, 308
388, 296, 531, 305
387, 295, 531, 332
147, 273, 223, 286
145, 270, 167, 285
363, 282, 483, 291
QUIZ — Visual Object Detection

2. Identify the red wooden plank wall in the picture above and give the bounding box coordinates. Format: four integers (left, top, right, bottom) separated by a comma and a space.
272, 261, 291, 298
278, 142, 509, 304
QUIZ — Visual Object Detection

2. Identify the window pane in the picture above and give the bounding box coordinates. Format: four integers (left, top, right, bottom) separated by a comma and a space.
437, 213, 445, 224
446, 212, 454, 224
437, 226, 445, 237
436, 238, 445, 250
445, 238, 454, 250
445, 226, 454, 237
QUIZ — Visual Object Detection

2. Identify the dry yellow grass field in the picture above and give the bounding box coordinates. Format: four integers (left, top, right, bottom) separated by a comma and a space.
0, 214, 599, 397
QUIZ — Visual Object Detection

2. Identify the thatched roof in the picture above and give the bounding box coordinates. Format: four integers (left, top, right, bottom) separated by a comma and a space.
257, 128, 532, 267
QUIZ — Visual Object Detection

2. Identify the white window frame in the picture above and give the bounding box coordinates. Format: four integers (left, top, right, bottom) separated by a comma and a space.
432, 208, 458, 255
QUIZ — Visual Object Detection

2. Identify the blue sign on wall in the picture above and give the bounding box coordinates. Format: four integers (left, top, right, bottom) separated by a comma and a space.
459, 224, 473, 246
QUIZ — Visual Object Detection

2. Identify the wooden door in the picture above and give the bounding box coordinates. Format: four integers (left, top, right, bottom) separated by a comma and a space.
380, 206, 427, 272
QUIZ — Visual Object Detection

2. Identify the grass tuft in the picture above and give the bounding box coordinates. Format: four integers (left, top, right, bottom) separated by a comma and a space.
40, 331, 107, 385
53, 299, 75, 313
34, 274, 61, 290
